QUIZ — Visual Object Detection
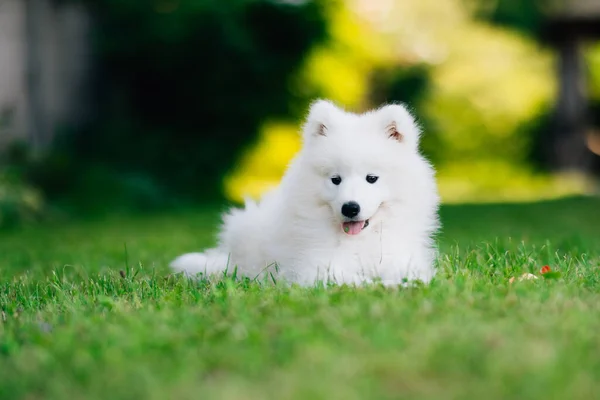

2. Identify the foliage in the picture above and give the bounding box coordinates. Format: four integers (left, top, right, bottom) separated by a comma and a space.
0, 174, 44, 229
25, 0, 596, 208
1, 198, 600, 398
34, 0, 327, 208
225, 0, 565, 204
470, 0, 548, 36
0, 144, 45, 229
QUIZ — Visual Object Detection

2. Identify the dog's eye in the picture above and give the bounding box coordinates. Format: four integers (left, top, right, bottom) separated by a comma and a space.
366, 175, 379, 184
331, 176, 342, 185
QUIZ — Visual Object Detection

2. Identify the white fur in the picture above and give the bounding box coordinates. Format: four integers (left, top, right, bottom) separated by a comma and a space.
171, 100, 440, 286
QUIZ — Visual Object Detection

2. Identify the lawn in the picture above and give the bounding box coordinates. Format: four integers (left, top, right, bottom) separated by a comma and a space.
1, 196, 600, 399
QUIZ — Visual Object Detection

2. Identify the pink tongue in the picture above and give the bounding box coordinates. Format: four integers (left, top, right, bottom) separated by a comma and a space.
342, 221, 366, 235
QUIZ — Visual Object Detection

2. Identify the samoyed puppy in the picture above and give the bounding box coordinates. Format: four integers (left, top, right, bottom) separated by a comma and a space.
171, 100, 440, 286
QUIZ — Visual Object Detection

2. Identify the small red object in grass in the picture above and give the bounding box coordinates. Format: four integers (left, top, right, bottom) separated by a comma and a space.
540, 265, 551, 274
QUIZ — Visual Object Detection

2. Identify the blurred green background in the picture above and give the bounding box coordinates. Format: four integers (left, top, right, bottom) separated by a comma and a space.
1, 0, 600, 227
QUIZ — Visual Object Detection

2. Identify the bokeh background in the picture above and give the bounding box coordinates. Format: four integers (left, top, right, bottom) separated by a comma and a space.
1, 0, 600, 227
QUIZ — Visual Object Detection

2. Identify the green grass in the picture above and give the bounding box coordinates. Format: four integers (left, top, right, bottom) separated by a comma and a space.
1, 197, 600, 399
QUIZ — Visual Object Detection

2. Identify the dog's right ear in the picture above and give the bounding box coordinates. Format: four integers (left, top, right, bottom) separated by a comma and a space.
302, 99, 340, 140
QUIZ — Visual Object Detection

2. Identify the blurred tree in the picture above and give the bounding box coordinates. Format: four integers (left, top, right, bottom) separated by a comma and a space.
470, 0, 547, 37
32, 0, 327, 209
225, 0, 570, 205
474, 0, 600, 174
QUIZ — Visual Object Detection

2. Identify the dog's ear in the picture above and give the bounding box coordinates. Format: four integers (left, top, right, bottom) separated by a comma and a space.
376, 104, 421, 149
302, 99, 341, 140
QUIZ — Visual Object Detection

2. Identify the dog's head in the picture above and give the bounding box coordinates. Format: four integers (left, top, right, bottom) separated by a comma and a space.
300, 99, 430, 236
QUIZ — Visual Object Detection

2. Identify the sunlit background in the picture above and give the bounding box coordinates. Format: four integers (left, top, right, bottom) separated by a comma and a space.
1, 0, 599, 226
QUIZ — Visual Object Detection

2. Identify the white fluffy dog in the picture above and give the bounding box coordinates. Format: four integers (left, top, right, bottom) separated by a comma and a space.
171, 100, 440, 286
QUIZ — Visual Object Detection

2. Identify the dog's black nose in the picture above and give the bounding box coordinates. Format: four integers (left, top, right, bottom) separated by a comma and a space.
341, 201, 360, 218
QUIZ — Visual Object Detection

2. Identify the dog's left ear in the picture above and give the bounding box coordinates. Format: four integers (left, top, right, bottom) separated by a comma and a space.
376, 104, 421, 149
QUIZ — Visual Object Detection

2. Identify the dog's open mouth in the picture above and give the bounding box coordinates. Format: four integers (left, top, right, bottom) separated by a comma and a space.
342, 219, 369, 235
